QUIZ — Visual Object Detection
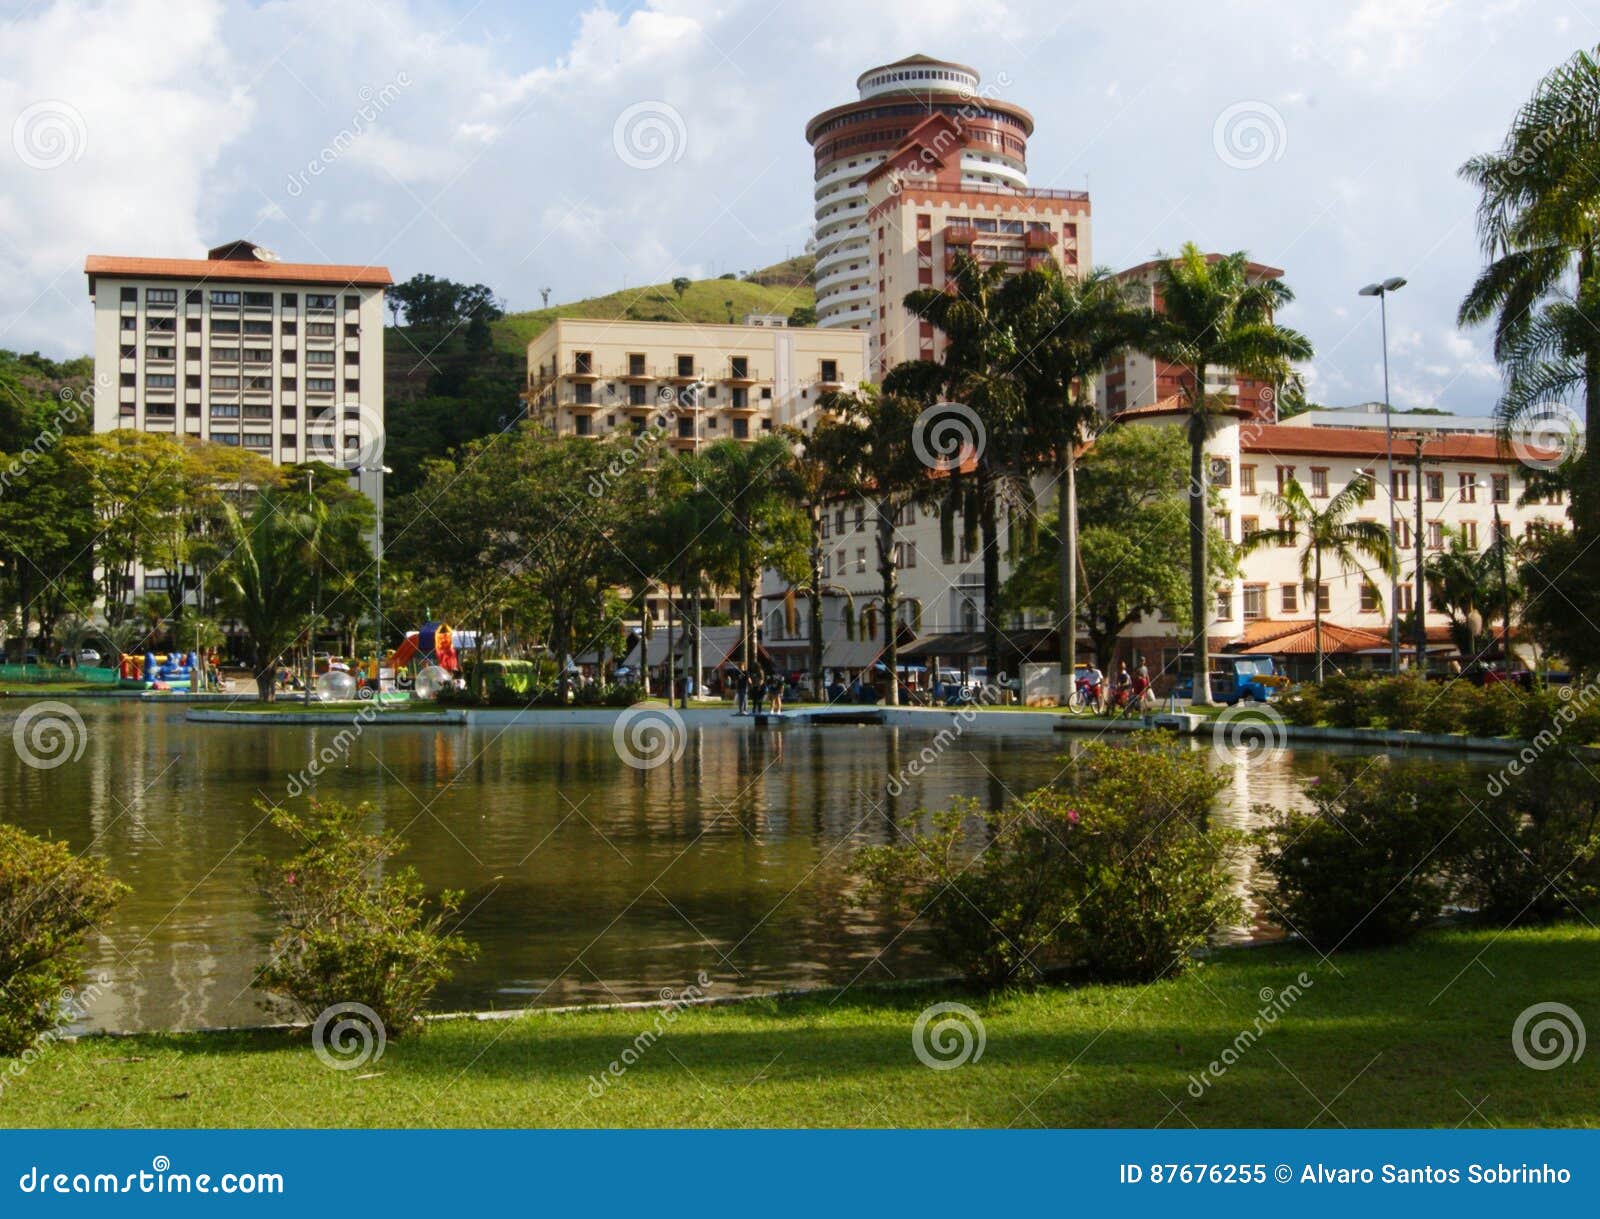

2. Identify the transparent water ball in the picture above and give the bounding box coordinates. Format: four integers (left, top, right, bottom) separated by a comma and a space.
315, 670, 357, 701
413, 664, 450, 699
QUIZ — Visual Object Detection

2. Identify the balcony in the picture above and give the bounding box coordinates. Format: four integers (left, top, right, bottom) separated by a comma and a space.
620, 363, 653, 382
1024, 228, 1057, 250
568, 360, 600, 382
723, 363, 757, 384
664, 365, 699, 384
1025, 254, 1052, 271
944, 224, 976, 245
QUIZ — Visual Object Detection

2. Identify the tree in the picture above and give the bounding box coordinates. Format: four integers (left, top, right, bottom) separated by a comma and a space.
1426, 526, 1520, 665
1458, 46, 1600, 532
1003, 424, 1230, 669
216, 491, 319, 701
898, 255, 1029, 682
787, 305, 817, 328
810, 385, 935, 704
0, 445, 95, 660
779, 427, 852, 696
671, 277, 692, 300
699, 436, 806, 673
385, 274, 504, 331
1002, 264, 1143, 699
1138, 245, 1313, 702
1242, 474, 1395, 682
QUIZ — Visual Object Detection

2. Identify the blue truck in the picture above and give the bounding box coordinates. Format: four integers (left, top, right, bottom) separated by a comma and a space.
1172, 654, 1289, 705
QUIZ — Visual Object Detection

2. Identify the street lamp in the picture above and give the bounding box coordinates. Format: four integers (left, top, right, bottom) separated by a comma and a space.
351, 461, 392, 657
1359, 276, 1407, 672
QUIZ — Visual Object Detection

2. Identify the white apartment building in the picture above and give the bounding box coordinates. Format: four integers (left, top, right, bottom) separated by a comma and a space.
759, 410, 1569, 683
85, 240, 391, 510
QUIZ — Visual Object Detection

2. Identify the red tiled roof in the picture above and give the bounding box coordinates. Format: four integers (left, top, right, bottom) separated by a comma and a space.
84, 255, 393, 288
1233, 618, 1389, 655
1241, 422, 1547, 464
1116, 253, 1285, 281
1113, 395, 1251, 421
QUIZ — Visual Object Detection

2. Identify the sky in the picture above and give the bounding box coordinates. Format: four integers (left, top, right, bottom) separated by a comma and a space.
0, 0, 1594, 414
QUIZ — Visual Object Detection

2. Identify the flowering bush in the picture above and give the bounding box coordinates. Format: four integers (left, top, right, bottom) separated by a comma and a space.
855, 737, 1241, 987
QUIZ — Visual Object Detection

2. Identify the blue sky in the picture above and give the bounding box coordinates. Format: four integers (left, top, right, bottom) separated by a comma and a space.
1, 0, 1595, 414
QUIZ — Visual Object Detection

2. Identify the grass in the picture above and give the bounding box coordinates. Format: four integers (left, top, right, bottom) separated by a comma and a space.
5, 925, 1596, 1128
491, 275, 816, 354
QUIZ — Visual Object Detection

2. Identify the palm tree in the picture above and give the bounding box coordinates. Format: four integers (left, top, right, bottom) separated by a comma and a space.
53, 614, 95, 668
699, 436, 805, 673
1242, 475, 1395, 682
779, 427, 852, 697
217, 492, 319, 701
1425, 527, 1520, 666
1458, 46, 1600, 531
898, 254, 1028, 682
1140, 245, 1313, 702
809, 385, 934, 705
1002, 264, 1143, 700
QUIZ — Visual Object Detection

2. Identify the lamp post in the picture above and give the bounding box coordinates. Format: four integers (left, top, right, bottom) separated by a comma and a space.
1359, 276, 1407, 672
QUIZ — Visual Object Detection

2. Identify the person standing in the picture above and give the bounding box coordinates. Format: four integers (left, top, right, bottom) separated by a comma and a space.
732, 666, 749, 715
768, 672, 785, 714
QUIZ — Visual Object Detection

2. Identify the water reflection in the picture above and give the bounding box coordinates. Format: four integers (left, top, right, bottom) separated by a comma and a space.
0, 702, 1475, 1031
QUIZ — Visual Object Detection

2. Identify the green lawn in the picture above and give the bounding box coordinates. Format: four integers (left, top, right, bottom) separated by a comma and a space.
5, 925, 1595, 1128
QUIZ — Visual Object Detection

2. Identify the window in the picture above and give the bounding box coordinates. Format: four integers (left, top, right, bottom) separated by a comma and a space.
210, 290, 241, 306
120, 316, 136, 331
1281, 583, 1298, 614
1210, 457, 1232, 488
1398, 584, 1414, 613
306, 322, 336, 337
1276, 517, 1296, 547
1492, 473, 1510, 503
305, 350, 335, 365
209, 376, 240, 390
1276, 465, 1295, 494
574, 351, 593, 375
211, 319, 240, 334
1239, 465, 1257, 495
186, 318, 201, 333
676, 354, 694, 377
146, 287, 177, 304
145, 345, 174, 361
730, 356, 748, 379
343, 294, 360, 310
1243, 584, 1265, 620
145, 374, 175, 388
836, 548, 845, 576
244, 320, 272, 335
1359, 583, 1379, 613
1215, 588, 1233, 620
307, 378, 335, 392
628, 353, 646, 376
731, 387, 748, 409
281, 321, 297, 336
732, 418, 749, 439
1310, 467, 1329, 498
820, 515, 830, 540
855, 548, 867, 573
1395, 519, 1413, 549
574, 414, 591, 436
210, 402, 240, 417
1214, 512, 1231, 542
242, 431, 272, 450
1316, 584, 1331, 613
1463, 521, 1479, 548
280, 293, 297, 307
1356, 467, 1377, 500
1459, 472, 1478, 503
120, 286, 136, 303
244, 291, 272, 308
854, 505, 865, 532
1392, 469, 1411, 500
835, 508, 845, 533
307, 294, 336, 310
628, 384, 647, 406
1428, 521, 1445, 550
820, 359, 839, 382
242, 348, 271, 363
1241, 515, 1260, 540
677, 416, 693, 438
1425, 471, 1444, 502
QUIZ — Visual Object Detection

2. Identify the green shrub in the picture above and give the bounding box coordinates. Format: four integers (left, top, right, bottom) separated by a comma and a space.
0, 824, 127, 1056
1319, 672, 1373, 728
1464, 681, 1521, 738
1514, 685, 1565, 743
1369, 674, 1431, 730
254, 798, 475, 1035
1255, 758, 1468, 951
1416, 682, 1475, 735
1277, 684, 1326, 727
856, 737, 1241, 987
474, 659, 536, 700
1462, 754, 1600, 925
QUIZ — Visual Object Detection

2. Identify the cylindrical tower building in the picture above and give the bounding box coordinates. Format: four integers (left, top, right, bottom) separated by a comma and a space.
804, 55, 1034, 329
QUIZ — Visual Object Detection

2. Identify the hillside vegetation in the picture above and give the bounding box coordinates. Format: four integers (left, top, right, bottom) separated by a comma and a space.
490, 264, 816, 354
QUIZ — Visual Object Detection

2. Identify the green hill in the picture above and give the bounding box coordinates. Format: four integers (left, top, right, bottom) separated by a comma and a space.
490, 266, 816, 355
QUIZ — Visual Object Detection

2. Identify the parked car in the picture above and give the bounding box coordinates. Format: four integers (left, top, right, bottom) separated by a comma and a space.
77, 648, 102, 665
1173, 654, 1289, 704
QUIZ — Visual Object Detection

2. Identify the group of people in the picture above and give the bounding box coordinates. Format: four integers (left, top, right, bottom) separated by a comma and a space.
727, 664, 786, 715
1075, 659, 1154, 714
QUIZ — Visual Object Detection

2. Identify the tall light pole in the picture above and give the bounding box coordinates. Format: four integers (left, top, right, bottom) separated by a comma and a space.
1359, 276, 1407, 672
